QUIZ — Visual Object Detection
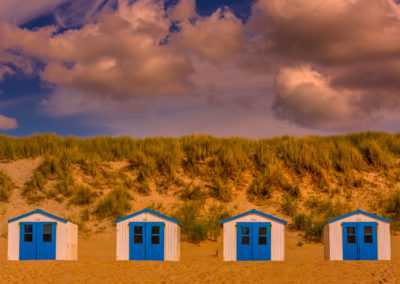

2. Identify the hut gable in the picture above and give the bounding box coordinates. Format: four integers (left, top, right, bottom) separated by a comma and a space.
220, 209, 286, 261
115, 208, 181, 261
324, 210, 391, 261
8, 209, 78, 261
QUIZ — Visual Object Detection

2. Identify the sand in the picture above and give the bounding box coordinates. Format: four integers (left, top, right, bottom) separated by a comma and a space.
0, 159, 400, 283
0, 232, 399, 283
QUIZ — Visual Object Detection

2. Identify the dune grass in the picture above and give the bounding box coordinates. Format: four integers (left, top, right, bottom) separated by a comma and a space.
0, 170, 13, 202
1, 131, 399, 240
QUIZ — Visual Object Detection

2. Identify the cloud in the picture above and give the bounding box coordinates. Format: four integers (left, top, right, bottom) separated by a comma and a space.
0, 0, 67, 25
0, 0, 196, 100
0, 114, 17, 130
250, 0, 400, 64
273, 66, 365, 129
171, 0, 245, 62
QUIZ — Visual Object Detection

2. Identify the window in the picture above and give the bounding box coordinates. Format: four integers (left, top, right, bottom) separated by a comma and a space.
347, 227, 355, 235
364, 226, 372, 235
24, 225, 33, 242
347, 235, 356, 243
43, 224, 52, 234
24, 234, 33, 242
134, 226, 143, 234
346, 226, 356, 244
134, 235, 143, 244
364, 226, 373, 243
364, 235, 373, 243
241, 236, 250, 245
241, 227, 249, 235
258, 227, 267, 235
151, 236, 160, 244
258, 236, 267, 245
152, 226, 160, 235
43, 234, 52, 242
25, 225, 33, 233
133, 226, 143, 244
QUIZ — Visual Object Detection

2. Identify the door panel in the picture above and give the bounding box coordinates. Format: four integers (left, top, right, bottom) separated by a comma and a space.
342, 223, 358, 260
237, 223, 252, 261
36, 223, 56, 260
129, 222, 146, 260
342, 222, 378, 260
129, 222, 165, 260
358, 222, 378, 260
146, 223, 164, 261
20, 223, 37, 260
252, 223, 271, 261
237, 222, 271, 261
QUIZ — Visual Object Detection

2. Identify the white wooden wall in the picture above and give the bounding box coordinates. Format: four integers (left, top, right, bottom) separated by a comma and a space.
324, 213, 391, 260
222, 213, 285, 261
7, 212, 77, 261
66, 222, 78, 260
116, 212, 180, 261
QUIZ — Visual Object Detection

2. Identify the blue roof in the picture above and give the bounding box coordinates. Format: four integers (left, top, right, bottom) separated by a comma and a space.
114, 208, 182, 226
327, 209, 391, 224
220, 209, 287, 225
8, 209, 74, 224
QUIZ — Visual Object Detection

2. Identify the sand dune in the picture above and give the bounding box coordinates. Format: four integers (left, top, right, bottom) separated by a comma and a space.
0, 232, 399, 283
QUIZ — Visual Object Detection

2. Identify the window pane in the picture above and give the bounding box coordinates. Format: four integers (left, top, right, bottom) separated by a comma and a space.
43, 224, 52, 234
24, 234, 33, 242
134, 226, 143, 235
43, 234, 52, 242
25, 225, 33, 233
258, 236, 267, 245
347, 227, 355, 235
347, 235, 356, 243
151, 236, 160, 244
364, 226, 372, 235
258, 227, 267, 236
134, 235, 143, 244
152, 226, 160, 235
241, 236, 250, 245
241, 226, 250, 235
364, 235, 373, 243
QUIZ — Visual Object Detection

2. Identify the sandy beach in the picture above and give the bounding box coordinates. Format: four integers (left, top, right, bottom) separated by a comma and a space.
0, 231, 399, 283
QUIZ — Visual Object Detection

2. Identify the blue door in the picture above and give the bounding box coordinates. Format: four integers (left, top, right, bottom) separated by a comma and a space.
343, 223, 358, 260
37, 223, 56, 260
237, 222, 271, 261
129, 222, 164, 261
342, 222, 377, 260
19, 222, 56, 260
358, 222, 378, 260
20, 223, 37, 260
253, 223, 271, 261
237, 223, 252, 260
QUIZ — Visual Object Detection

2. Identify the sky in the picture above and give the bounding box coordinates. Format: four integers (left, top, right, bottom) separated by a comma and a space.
1, 0, 400, 138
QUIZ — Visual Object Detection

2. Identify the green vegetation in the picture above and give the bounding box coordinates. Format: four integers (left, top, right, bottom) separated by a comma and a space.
0, 170, 13, 202
71, 185, 96, 205
94, 184, 132, 219
1, 132, 400, 241
172, 200, 231, 243
384, 190, 400, 230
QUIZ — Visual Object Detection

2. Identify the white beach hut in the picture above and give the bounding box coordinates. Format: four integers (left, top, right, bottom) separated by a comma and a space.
8, 209, 78, 261
324, 209, 391, 260
220, 209, 287, 261
114, 208, 181, 261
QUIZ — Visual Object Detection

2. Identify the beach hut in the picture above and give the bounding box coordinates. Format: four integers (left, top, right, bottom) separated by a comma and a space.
324, 209, 391, 260
8, 209, 78, 261
220, 209, 287, 261
114, 208, 181, 261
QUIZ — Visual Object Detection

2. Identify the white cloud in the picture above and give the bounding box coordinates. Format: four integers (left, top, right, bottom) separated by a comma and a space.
273, 66, 365, 129
0, 114, 17, 130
